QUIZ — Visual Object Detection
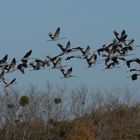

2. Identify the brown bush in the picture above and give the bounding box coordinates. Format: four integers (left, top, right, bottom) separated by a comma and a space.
0, 85, 139, 140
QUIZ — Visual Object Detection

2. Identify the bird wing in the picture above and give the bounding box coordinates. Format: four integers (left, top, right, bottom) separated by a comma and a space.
11, 58, 16, 65
35, 59, 44, 63
67, 67, 72, 74
57, 43, 65, 51
1, 54, 8, 62
135, 58, 140, 64
0, 70, 4, 78
60, 68, 66, 75
65, 56, 72, 60
126, 60, 133, 68
121, 30, 126, 37
48, 32, 53, 39
55, 58, 62, 65
97, 48, 104, 55
9, 78, 16, 85
22, 62, 28, 68
113, 30, 120, 40
23, 50, 32, 59
85, 46, 90, 52
128, 39, 134, 46
112, 57, 119, 64
17, 64, 24, 74
66, 41, 71, 50
2, 79, 8, 86
54, 27, 60, 38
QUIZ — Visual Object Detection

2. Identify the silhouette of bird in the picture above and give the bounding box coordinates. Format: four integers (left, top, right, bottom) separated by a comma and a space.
46, 54, 63, 63
126, 58, 140, 68
48, 27, 66, 41
0, 54, 8, 68
113, 30, 128, 43
128, 73, 140, 81
105, 56, 125, 66
121, 47, 129, 56
97, 45, 109, 56
17, 62, 28, 74
35, 59, 50, 67
76, 46, 91, 58
52, 57, 66, 69
106, 62, 116, 69
60, 67, 76, 78
57, 41, 78, 54
85, 53, 97, 68
2, 78, 17, 87
29, 62, 41, 70
21, 50, 32, 63
126, 60, 132, 68
6, 58, 16, 73
124, 39, 135, 51
107, 43, 123, 57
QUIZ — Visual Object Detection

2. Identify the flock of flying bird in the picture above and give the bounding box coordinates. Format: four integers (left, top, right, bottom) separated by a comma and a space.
0, 27, 140, 87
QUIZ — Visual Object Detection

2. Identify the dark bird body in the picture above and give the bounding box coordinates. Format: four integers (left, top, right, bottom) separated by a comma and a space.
17, 62, 28, 74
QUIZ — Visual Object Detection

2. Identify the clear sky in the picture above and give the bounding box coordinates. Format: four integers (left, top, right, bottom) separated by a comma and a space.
0, 0, 140, 93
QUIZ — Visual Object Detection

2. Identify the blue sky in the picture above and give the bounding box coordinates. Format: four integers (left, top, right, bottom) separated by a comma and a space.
0, 0, 140, 92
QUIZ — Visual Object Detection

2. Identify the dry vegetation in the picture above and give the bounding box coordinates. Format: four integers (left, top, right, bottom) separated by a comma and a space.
0, 84, 140, 140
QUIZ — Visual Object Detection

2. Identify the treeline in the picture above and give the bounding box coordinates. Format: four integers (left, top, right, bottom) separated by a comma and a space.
0, 84, 140, 140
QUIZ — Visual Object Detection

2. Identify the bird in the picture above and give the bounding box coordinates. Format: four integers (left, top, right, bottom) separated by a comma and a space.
21, 50, 32, 63
6, 58, 16, 73
0, 54, 8, 63
60, 67, 76, 78
97, 41, 122, 57
57, 41, 78, 54
124, 39, 135, 51
108, 43, 123, 57
127, 73, 140, 81
105, 56, 125, 66
35, 59, 50, 67
121, 47, 129, 56
46, 54, 63, 63
85, 53, 97, 68
126, 58, 140, 68
97, 45, 109, 56
17, 62, 28, 74
0, 54, 8, 68
52, 57, 67, 69
29, 62, 41, 70
48, 27, 66, 41
2, 78, 17, 87
113, 30, 128, 43
29, 58, 49, 70
105, 61, 117, 69
76, 46, 91, 58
